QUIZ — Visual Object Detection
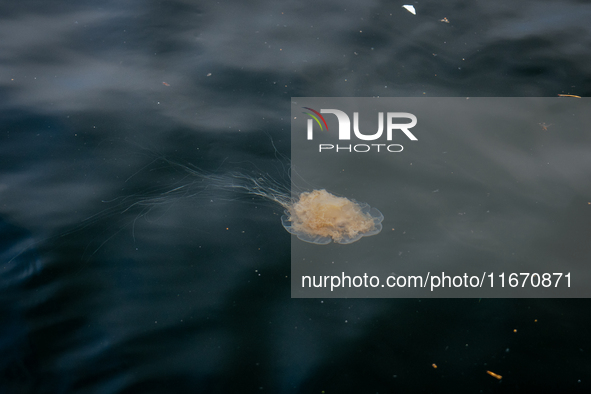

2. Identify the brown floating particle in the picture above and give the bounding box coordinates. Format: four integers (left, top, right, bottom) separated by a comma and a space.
486, 371, 502, 380
432, 364, 437, 369
557, 94, 581, 98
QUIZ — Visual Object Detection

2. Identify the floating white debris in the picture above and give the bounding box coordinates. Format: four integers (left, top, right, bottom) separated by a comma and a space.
402, 5, 416, 15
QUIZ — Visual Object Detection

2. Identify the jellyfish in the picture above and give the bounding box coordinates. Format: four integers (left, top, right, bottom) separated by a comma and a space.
7, 147, 384, 271
92, 157, 384, 246
167, 163, 384, 245
280, 189, 384, 244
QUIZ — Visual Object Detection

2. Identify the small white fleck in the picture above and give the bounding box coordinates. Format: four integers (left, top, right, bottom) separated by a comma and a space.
402, 5, 416, 15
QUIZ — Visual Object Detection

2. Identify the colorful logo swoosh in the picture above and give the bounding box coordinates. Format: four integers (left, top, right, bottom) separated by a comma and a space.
302, 107, 328, 131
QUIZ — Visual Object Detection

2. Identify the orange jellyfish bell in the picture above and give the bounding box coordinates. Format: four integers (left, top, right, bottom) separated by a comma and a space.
281, 189, 384, 244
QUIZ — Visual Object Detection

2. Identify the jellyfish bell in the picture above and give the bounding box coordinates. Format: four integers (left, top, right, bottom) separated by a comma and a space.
280, 189, 384, 245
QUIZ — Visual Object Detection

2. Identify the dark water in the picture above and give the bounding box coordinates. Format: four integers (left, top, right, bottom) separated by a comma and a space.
1, 0, 591, 392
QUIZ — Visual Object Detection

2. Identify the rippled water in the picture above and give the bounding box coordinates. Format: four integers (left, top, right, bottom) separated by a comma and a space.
1, 0, 591, 392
